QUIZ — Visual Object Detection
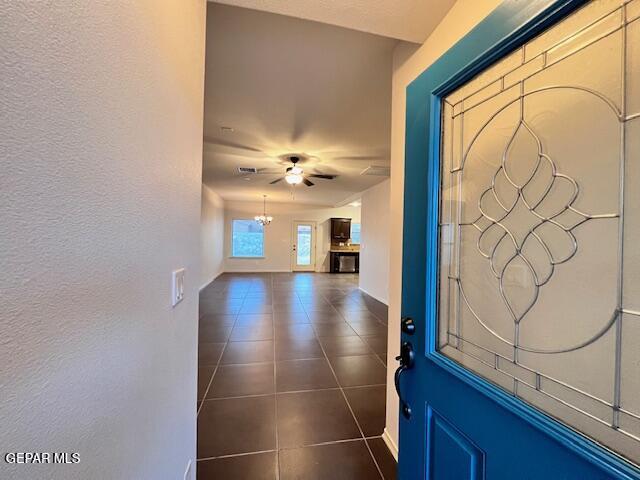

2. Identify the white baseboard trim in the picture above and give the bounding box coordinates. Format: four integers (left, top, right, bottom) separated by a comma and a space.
183, 459, 193, 480
222, 268, 291, 273
199, 270, 223, 291
200, 269, 345, 288
358, 286, 389, 306
382, 427, 398, 461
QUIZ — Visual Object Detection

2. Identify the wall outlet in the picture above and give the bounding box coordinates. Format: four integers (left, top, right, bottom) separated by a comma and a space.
172, 268, 185, 307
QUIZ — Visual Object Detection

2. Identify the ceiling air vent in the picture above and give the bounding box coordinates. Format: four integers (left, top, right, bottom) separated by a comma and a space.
238, 167, 258, 174
360, 165, 390, 176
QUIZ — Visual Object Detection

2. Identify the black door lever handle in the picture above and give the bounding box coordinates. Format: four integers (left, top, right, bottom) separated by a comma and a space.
394, 341, 414, 419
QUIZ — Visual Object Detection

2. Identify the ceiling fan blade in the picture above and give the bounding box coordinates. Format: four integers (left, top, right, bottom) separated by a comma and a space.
332, 155, 388, 162
203, 137, 268, 158
270, 177, 285, 184
256, 168, 282, 175
307, 174, 336, 180
303, 178, 315, 187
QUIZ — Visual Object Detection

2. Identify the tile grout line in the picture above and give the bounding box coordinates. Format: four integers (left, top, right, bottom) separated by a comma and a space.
197, 434, 389, 462
202, 382, 388, 402
197, 282, 250, 437
196, 304, 241, 418
271, 273, 281, 480
321, 289, 389, 479
199, 275, 390, 476
346, 304, 389, 370
202, 384, 391, 402
309, 289, 386, 480
325, 290, 388, 370
197, 449, 277, 462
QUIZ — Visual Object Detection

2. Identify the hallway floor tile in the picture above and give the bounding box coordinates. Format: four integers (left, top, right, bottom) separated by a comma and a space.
197, 272, 397, 479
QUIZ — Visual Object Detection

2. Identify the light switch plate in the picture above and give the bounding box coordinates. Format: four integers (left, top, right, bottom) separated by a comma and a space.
172, 268, 185, 307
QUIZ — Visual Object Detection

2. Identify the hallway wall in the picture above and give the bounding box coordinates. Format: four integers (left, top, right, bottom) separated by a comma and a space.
201, 185, 225, 288
223, 200, 360, 272
385, 0, 502, 456
359, 179, 390, 304
0, 1, 206, 479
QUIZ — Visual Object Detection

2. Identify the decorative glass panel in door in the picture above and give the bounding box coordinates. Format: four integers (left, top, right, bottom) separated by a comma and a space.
292, 221, 316, 271
438, 0, 640, 467
297, 225, 312, 266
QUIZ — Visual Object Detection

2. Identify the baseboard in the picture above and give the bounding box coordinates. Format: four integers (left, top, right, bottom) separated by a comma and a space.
358, 286, 389, 306
222, 268, 291, 273
200, 269, 341, 286
382, 427, 398, 461
199, 269, 223, 291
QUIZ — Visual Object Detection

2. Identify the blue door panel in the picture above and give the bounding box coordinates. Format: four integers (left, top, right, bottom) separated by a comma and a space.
425, 363, 620, 480
398, 2, 640, 479
426, 406, 485, 480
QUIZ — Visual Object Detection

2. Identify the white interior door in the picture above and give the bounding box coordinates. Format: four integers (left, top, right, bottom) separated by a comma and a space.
292, 221, 316, 271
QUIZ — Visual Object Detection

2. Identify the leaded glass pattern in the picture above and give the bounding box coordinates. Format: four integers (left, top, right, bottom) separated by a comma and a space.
438, 0, 640, 465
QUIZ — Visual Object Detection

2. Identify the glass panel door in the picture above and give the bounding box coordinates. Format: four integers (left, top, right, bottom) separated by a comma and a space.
438, 0, 640, 465
292, 221, 316, 271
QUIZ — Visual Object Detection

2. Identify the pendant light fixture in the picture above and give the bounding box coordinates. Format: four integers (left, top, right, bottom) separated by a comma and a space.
255, 195, 273, 226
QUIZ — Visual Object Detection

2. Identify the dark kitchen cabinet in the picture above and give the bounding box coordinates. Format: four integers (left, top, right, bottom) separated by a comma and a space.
331, 218, 351, 241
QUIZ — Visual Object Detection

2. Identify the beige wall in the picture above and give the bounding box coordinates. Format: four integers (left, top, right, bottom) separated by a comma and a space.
359, 179, 391, 304
223, 201, 360, 272
384, 0, 502, 457
200, 185, 225, 288
0, 1, 206, 479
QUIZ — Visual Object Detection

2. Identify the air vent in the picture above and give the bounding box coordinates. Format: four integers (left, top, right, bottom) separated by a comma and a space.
238, 167, 258, 174
360, 165, 390, 176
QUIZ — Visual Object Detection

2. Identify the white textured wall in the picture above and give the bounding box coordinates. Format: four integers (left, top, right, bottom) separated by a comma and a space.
0, 1, 206, 479
359, 180, 390, 304
201, 185, 225, 288
223, 201, 360, 272
385, 0, 502, 456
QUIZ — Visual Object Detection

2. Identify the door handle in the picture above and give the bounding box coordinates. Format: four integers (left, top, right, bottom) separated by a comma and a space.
394, 341, 414, 419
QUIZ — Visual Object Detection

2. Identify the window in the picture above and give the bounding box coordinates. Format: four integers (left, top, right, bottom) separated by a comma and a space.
296, 224, 312, 266
350, 222, 361, 244
232, 219, 264, 257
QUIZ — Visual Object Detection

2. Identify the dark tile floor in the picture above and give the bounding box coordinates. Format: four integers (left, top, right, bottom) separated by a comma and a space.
197, 272, 397, 480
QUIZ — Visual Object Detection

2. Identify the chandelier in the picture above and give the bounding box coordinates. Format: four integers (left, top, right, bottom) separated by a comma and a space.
255, 195, 273, 226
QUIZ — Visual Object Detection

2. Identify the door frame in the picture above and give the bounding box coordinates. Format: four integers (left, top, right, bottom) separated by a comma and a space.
400, 0, 640, 478
291, 220, 317, 272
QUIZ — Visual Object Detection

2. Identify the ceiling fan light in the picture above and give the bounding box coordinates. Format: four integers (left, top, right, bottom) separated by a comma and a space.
290, 165, 303, 175
285, 173, 303, 185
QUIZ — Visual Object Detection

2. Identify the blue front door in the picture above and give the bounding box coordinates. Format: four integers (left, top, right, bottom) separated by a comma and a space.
397, 1, 640, 479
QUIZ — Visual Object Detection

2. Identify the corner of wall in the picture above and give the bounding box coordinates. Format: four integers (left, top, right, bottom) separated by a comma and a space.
200, 184, 225, 288
386, 0, 503, 452
359, 179, 391, 304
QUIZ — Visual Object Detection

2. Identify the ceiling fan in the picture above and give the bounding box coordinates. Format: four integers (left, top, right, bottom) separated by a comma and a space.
269, 156, 336, 187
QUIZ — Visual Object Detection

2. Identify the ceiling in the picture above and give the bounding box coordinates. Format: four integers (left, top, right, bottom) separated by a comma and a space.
210, 0, 456, 43
202, 2, 453, 206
